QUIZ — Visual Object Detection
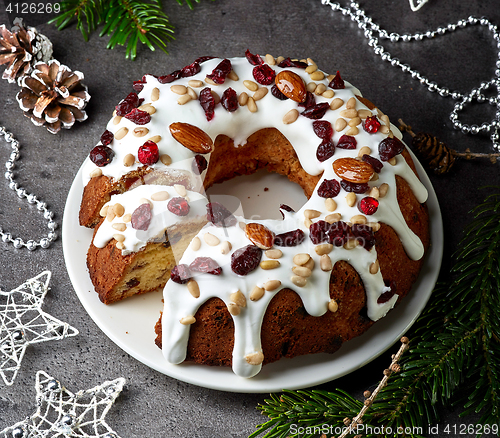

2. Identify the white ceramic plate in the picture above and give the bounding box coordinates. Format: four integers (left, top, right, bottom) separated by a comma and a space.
63, 158, 443, 393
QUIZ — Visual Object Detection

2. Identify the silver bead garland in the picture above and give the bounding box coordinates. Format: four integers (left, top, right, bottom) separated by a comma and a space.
0, 125, 57, 250
320, 0, 500, 152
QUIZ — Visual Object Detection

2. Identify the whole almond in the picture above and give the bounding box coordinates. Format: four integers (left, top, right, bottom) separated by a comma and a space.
169, 122, 213, 154
245, 223, 275, 250
332, 157, 374, 183
275, 70, 307, 103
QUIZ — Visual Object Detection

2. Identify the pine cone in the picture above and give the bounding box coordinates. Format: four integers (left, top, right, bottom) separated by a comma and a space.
0, 18, 53, 84
16, 59, 90, 134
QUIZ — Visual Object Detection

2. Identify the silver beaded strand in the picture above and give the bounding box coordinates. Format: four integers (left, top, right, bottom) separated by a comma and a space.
320, 0, 500, 152
1, 125, 57, 250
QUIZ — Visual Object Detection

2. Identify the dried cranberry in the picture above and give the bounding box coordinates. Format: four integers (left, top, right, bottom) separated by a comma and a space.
207, 59, 232, 84
189, 257, 222, 275
100, 130, 114, 146
245, 49, 263, 65
138, 141, 159, 165
131, 203, 152, 231
158, 70, 182, 84
313, 120, 333, 140
132, 80, 146, 92
194, 56, 216, 64
124, 108, 151, 125
231, 245, 262, 276
115, 92, 140, 116
379, 137, 404, 161
298, 92, 315, 108
199, 88, 216, 121
317, 179, 341, 198
309, 220, 349, 246
358, 197, 379, 215
279, 204, 295, 213
378, 281, 396, 303
221, 87, 238, 112
89, 145, 114, 167
301, 102, 330, 119
181, 61, 201, 77
316, 140, 335, 162
207, 202, 237, 227
328, 70, 345, 89
274, 229, 305, 247
352, 224, 376, 250
252, 64, 276, 85
271, 84, 288, 101
192, 155, 208, 174
337, 135, 357, 149
363, 116, 381, 134
309, 220, 330, 245
277, 58, 308, 69
170, 264, 191, 284
362, 154, 383, 173
168, 197, 190, 216
340, 179, 370, 194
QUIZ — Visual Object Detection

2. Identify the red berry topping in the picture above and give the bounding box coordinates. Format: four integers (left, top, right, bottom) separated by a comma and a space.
89, 145, 114, 167
221, 87, 238, 112
378, 137, 405, 161
298, 91, 315, 108
132, 80, 146, 92
252, 64, 276, 85
124, 108, 151, 125
362, 154, 383, 173
313, 120, 333, 140
231, 244, 262, 276
158, 71, 181, 84
206, 202, 237, 227
245, 49, 263, 65
131, 203, 152, 231
115, 92, 140, 116
207, 59, 232, 84
363, 116, 381, 134
337, 134, 357, 149
317, 179, 341, 198
180, 61, 201, 77
277, 57, 308, 69
352, 224, 376, 250
279, 204, 295, 213
271, 84, 288, 100
340, 179, 370, 194
170, 264, 192, 284
378, 281, 396, 303
194, 56, 216, 64
328, 70, 345, 89
192, 154, 208, 175
168, 197, 190, 216
189, 257, 222, 275
309, 220, 349, 246
301, 102, 330, 119
358, 196, 379, 215
199, 87, 216, 121
138, 141, 159, 165
316, 140, 335, 162
100, 130, 114, 146
274, 229, 305, 247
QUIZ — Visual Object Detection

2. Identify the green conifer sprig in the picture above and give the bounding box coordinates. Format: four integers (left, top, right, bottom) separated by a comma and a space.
49, 0, 203, 60
251, 190, 500, 438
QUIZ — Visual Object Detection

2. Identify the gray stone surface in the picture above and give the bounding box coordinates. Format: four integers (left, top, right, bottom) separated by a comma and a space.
0, 0, 499, 437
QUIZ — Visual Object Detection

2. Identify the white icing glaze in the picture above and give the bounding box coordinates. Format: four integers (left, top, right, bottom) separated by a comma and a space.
83, 55, 429, 378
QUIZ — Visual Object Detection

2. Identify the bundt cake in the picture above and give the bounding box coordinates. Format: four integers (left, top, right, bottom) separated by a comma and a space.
79, 52, 430, 378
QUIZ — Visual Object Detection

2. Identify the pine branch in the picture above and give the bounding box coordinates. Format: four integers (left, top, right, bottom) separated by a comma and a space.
251, 189, 500, 438
49, 0, 205, 59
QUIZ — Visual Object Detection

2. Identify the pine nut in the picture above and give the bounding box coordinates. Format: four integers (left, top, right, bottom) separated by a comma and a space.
122, 213, 131, 223
304, 209, 321, 219
151, 191, 169, 202
322, 90, 335, 99
151, 87, 160, 101
260, 260, 280, 270
369, 187, 380, 199
307, 82, 317, 93
325, 198, 337, 212
174, 184, 187, 197
187, 87, 197, 100
227, 70, 239, 81
389, 157, 397, 166
148, 135, 162, 143
379, 183, 389, 198
358, 109, 372, 119
381, 114, 390, 126
160, 154, 172, 165
243, 80, 259, 91
320, 254, 333, 271
113, 234, 125, 242
330, 98, 344, 110
349, 117, 362, 127
328, 299, 338, 312
113, 203, 124, 217
100, 205, 109, 217
339, 109, 358, 119
115, 127, 128, 140
113, 116, 122, 125
304, 257, 315, 271
351, 214, 367, 224
204, 232, 220, 246
250, 285, 265, 301
304, 218, 313, 229
187, 280, 200, 298
139, 104, 156, 114
238, 92, 248, 106
346, 97, 357, 109
380, 125, 390, 134
133, 127, 149, 137
177, 95, 192, 105
180, 316, 196, 325
171, 85, 187, 95
265, 54, 275, 65
293, 253, 310, 266
345, 127, 359, 136
371, 173, 380, 181
188, 80, 204, 88
116, 242, 125, 250
139, 198, 152, 206
292, 266, 312, 278
205, 77, 217, 86
230, 290, 246, 308
190, 236, 201, 251
264, 280, 281, 291
291, 275, 307, 287
253, 87, 268, 101
358, 146, 371, 157
305, 64, 318, 74
346, 192, 357, 207
370, 260, 380, 274
310, 70, 325, 81
276, 56, 285, 64
220, 241, 232, 254
325, 213, 341, 223
106, 210, 115, 222
112, 223, 126, 232
245, 351, 264, 365
335, 118, 347, 131
283, 109, 299, 124
123, 154, 135, 167
265, 249, 283, 259
314, 83, 327, 95
315, 244, 333, 255
90, 168, 102, 178
247, 97, 257, 113
368, 222, 381, 232
228, 302, 240, 316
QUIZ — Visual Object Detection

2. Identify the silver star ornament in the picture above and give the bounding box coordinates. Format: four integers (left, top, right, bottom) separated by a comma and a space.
0, 271, 79, 385
0, 370, 125, 438
409, 0, 429, 11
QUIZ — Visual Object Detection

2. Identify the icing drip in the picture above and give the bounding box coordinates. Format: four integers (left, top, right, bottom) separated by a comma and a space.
83, 56, 429, 378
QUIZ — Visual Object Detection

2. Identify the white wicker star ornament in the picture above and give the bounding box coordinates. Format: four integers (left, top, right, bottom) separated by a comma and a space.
409, 0, 429, 11
0, 271, 78, 385
0, 370, 125, 438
